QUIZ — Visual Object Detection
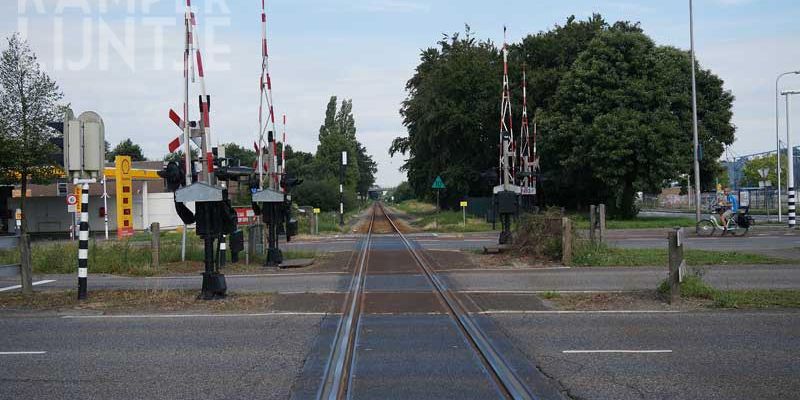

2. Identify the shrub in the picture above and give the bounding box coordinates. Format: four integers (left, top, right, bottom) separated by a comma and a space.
513, 208, 565, 261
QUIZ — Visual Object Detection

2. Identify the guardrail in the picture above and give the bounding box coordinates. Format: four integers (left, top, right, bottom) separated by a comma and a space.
0, 234, 33, 293
0, 235, 20, 278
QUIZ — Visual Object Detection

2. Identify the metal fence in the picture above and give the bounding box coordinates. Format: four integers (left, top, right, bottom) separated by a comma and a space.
641, 188, 786, 212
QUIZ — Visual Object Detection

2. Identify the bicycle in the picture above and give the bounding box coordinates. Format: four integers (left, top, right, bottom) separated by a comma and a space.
696, 205, 753, 237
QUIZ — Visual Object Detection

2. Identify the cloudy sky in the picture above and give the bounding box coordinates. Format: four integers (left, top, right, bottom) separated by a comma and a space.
2, 0, 799, 187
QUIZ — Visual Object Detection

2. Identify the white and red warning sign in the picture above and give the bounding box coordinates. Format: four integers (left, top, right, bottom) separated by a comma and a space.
66, 194, 78, 213
235, 208, 256, 225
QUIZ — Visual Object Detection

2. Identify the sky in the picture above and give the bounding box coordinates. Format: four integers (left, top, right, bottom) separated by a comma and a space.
1, 0, 800, 187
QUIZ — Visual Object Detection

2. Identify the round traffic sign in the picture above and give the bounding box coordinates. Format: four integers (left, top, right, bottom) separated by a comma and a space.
66, 194, 78, 206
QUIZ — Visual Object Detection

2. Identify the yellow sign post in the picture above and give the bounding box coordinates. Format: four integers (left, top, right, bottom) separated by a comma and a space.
460, 201, 468, 228
115, 156, 134, 238
313, 208, 321, 235
73, 185, 82, 213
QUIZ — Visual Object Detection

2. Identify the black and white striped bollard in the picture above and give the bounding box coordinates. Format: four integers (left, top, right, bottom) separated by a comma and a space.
78, 183, 89, 300
789, 186, 796, 228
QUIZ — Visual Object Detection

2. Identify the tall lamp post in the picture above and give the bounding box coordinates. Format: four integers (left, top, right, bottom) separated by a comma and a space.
689, 0, 702, 222
782, 90, 800, 228
340, 151, 347, 227
775, 71, 800, 223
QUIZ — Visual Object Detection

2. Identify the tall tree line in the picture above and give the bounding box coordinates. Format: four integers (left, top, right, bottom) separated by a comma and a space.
392, 15, 735, 217
213, 96, 378, 211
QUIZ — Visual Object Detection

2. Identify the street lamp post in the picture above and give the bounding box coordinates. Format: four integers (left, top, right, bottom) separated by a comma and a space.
775, 71, 800, 223
689, 0, 702, 222
782, 90, 800, 228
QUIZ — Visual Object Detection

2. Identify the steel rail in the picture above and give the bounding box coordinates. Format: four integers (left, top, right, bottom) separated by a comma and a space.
317, 207, 375, 400
378, 203, 536, 400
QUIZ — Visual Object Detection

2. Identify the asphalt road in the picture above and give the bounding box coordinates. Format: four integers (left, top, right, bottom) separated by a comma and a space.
286, 230, 800, 259
3, 310, 798, 399
0, 314, 327, 399
487, 310, 800, 399
4, 264, 799, 294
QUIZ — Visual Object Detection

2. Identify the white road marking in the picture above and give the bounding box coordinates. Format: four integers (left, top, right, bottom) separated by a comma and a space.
145, 272, 347, 279
0, 280, 56, 293
442, 267, 572, 272
62, 312, 338, 319
0, 351, 47, 355
461, 290, 625, 294
563, 350, 672, 354
276, 291, 343, 294
478, 310, 681, 314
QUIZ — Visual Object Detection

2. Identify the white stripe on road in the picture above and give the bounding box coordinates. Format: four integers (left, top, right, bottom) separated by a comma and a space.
461, 290, 625, 294
0, 351, 47, 355
62, 311, 338, 319
563, 350, 672, 354
478, 310, 681, 314
0, 280, 57, 293
143, 272, 348, 279
442, 266, 572, 272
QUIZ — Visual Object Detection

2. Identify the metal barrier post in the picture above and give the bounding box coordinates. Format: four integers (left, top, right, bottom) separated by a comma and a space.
668, 228, 685, 304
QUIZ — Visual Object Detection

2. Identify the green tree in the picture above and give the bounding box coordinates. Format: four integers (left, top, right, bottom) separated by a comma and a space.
740, 154, 786, 188
356, 142, 377, 199
221, 142, 257, 167
541, 27, 734, 217
0, 33, 64, 232
392, 27, 500, 208
163, 149, 197, 164
314, 96, 360, 187
284, 145, 315, 180
391, 181, 415, 203
107, 138, 146, 162
509, 14, 608, 112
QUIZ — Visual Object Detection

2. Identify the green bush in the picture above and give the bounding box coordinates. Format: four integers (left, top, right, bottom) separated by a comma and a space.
513, 209, 565, 261
293, 178, 359, 212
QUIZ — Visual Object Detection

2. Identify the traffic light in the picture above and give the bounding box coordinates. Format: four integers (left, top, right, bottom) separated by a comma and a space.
46, 122, 65, 167
281, 173, 303, 192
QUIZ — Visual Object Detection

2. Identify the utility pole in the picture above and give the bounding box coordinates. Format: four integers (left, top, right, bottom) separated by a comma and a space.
101, 175, 109, 240
783, 90, 800, 228
689, 0, 702, 223
340, 151, 347, 227
775, 71, 800, 223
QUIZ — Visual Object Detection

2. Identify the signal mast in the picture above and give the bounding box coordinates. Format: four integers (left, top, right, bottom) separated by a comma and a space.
251, 0, 297, 266
494, 27, 521, 245
162, 0, 238, 300
518, 66, 537, 208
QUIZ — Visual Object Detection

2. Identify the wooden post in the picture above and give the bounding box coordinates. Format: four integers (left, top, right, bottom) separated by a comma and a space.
589, 205, 597, 242
19, 234, 33, 295
247, 224, 258, 264
151, 222, 160, 270
668, 228, 684, 305
561, 217, 573, 265
598, 204, 607, 243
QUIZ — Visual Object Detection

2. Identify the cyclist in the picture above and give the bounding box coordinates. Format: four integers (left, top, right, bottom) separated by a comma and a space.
720, 188, 739, 231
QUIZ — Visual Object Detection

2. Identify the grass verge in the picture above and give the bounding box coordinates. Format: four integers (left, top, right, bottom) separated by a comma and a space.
572, 242, 787, 267
572, 214, 696, 230
393, 200, 494, 233
0, 289, 277, 313
0, 240, 316, 277
658, 274, 800, 309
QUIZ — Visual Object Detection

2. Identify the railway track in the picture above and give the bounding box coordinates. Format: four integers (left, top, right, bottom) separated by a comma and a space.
316, 203, 535, 400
